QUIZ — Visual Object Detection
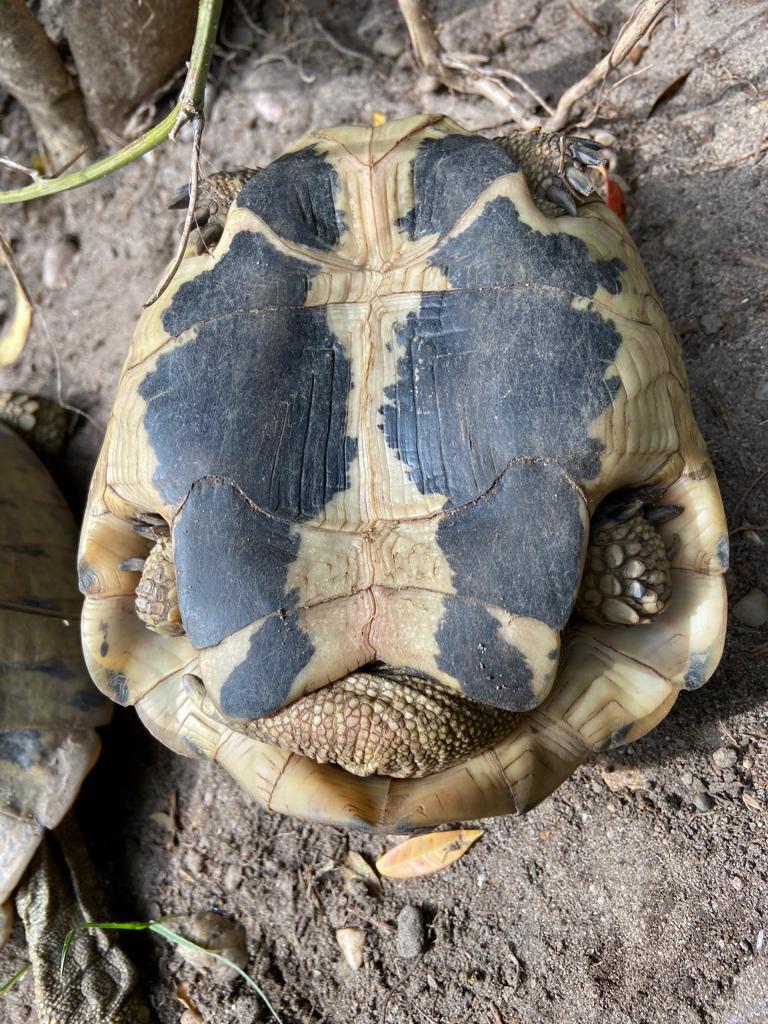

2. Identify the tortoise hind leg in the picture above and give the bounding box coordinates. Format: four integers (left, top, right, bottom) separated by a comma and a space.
576, 500, 682, 626
169, 168, 260, 253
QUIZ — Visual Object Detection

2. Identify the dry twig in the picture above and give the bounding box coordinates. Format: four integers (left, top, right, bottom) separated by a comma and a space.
399, 0, 673, 130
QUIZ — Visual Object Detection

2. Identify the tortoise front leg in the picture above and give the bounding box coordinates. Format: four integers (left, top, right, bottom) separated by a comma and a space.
497, 129, 607, 217
169, 168, 260, 252
0, 390, 69, 456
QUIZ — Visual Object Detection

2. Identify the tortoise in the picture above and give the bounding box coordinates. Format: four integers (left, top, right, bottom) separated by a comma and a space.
0, 395, 148, 1021
78, 114, 728, 833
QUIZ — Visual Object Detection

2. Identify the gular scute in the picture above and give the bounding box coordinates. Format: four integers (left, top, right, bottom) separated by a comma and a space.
435, 600, 535, 710
144, 237, 356, 515
437, 462, 586, 629
236, 144, 344, 251
218, 611, 315, 719
173, 480, 301, 649
383, 287, 622, 494
399, 133, 519, 240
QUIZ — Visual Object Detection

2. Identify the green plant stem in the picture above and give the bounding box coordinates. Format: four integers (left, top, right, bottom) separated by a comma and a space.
0, 0, 224, 205
0, 106, 178, 205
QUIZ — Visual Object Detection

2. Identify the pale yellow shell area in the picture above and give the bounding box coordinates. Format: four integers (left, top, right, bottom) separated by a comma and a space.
0, 426, 111, 910
79, 115, 728, 832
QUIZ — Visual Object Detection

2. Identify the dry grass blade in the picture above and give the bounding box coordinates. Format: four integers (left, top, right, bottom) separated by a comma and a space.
376, 829, 484, 878
0, 231, 33, 366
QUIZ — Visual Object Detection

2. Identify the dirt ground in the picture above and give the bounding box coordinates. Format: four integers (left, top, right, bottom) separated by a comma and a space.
1, 1, 767, 1022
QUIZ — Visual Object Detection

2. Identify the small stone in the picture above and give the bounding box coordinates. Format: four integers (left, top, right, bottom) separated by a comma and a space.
336, 927, 365, 970
700, 313, 723, 335
373, 29, 405, 57
680, 770, 694, 787
396, 904, 427, 959
224, 864, 243, 892
733, 588, 768, 628
692, 791, 714, 812
252, 91, 289, 125
184, 849, 203, 874
711, 746, 738, 770
731, 875, 744, 891
42, 237, 78, 289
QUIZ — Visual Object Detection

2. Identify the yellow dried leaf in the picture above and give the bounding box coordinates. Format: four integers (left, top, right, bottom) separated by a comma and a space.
0, 233, 33, 367
376, 829, 484, 879
344, 850, 381, 891
371, 111, 386, 126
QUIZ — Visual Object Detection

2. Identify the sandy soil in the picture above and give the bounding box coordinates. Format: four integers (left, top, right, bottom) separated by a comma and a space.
1, 1, 767, 1022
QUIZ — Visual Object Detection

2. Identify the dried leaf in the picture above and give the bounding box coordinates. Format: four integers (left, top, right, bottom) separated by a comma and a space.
648, 68, 692, 117
148, 811, 176, 831
0, 233, 33, 367
598, 766, 648, 792
174, 981, 203, 1021
743, 792, 764, 812
376, 829, 484, 879
371, 110, 386, 126
344, 850, 382, 892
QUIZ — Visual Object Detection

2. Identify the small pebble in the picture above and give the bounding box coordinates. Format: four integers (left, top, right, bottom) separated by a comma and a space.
184, 849, 203, 874
396, 904, 427, 959
733, 588, 768, 628
252, 91, 288, 125
224, 863, 243, 892
700, 312, 723, 335
757, 929, 765, 952
42, 237, 78, 289
373, 29, 405, 57
336, 927, 365, 970
680, 770, 694, 787
692, 791, 714, 812
731, 875, 744, 891
712, 746, 738, 770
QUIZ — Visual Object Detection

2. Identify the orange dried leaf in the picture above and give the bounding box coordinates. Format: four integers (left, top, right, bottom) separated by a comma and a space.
376, 829, 484, 878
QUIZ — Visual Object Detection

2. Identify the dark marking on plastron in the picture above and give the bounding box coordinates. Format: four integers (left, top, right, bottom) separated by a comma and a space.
219, 612, 315, 719
608, 722, 633, 748
716, 534, 730, 570
0, 729, 45, 769
438, 462, 585, 629
174, 480, 301, 649
105, 670, 129, 704
144, 232, 356, 518
160, 230, 313, 338
398, 133, 518, 240
382, 274, 622, 496
683, 652, 711, 691
431, 195, 625, 294
99, 640, 109, 658
435, 599, 536, 711
236, 144, 344, 251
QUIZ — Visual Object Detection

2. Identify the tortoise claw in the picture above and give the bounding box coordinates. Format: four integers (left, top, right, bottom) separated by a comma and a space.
564, 164, 595, 197
118, 556, 147, 572
545, 184, 578, 217
644, 504, 684, 526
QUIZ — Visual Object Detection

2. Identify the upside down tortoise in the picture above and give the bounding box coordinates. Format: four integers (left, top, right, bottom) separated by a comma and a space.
79, 115, 728, 833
